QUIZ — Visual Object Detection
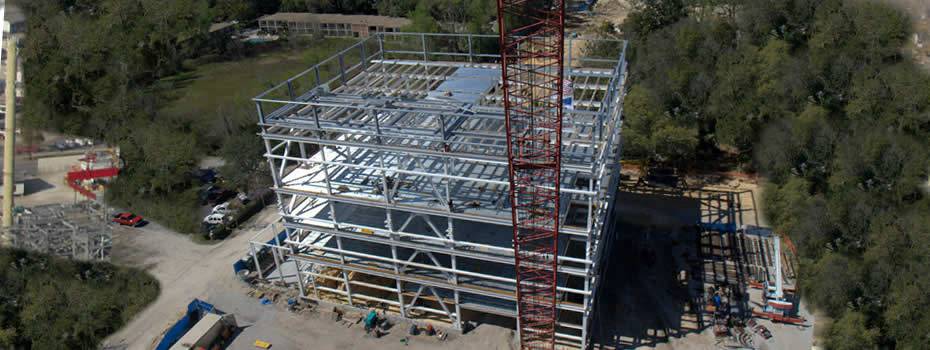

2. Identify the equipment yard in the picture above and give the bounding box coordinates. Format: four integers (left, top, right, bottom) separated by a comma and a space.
103, 207, 517, 350
98, 171, 814, 350
593, 178, 815, 349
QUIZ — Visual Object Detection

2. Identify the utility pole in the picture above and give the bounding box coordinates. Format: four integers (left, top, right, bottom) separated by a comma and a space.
2, 38, 18, 243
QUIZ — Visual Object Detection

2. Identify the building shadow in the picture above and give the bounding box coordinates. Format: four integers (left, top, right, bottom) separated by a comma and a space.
21, 178, 55, 195
591, 182, 758, 349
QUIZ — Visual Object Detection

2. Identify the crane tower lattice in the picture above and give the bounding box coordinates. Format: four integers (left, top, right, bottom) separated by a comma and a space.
496, 0, 566, 348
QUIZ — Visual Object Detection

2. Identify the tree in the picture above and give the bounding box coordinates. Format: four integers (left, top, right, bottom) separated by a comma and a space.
735, 0, 820, 47
873, 207, 930, 347
377, 0, 419, 17
827, 311, 880, 350
761, 177, 838, 258
708, 39, 809, 155
21, 0, 218, 232
465, 0, 495, 34
280, 0, 374, 14
845, 63, 930, 133
621, 0, 930, 347
790, 105, 836, 185
405, 1, 441, 33
756, 120, 798, 183
279, 0, 309, 11
830, 127, 928, 203
21, 0, 212, 138
807, 0, 910, 109
620, 0, 687, 40
220, 132, 270, 193
250, 0, 282, 15
583, 22, 623, 58
0, 249, 158, 348
805, 253, 862, 316
622, 86, 699, 166
213, 0, 255, 21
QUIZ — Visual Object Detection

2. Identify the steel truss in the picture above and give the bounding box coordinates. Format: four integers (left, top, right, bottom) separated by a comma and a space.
6, 202, 112, 261
248, 32, 627, 349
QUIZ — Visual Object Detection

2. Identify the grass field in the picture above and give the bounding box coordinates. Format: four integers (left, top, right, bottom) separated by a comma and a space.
115, 38, 359, 234
158, 38, 360, 146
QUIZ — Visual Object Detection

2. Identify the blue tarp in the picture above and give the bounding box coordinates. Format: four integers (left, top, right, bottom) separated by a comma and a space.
233, 258, 249, 273
154, 299, 218, 350
699, 222, 737, 233
269, 230, 287, 246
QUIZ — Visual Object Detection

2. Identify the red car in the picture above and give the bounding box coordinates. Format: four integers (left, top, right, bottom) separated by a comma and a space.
112, 212, 143, 226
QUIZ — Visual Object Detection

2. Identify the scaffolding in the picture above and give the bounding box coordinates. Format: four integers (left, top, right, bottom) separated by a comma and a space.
6, 201, 112, 261
497, 0, 568, 347
248, 32, 627, 349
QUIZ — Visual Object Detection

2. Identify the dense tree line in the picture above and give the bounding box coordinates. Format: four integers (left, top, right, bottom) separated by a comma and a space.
0, 249, 159, 348
619, 0, 930, 348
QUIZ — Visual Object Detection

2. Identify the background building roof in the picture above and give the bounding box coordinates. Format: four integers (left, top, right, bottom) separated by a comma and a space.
258, 12, 410, 28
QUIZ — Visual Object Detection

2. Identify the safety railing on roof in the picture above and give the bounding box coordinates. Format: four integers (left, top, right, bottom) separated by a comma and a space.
252, 32, 627, 125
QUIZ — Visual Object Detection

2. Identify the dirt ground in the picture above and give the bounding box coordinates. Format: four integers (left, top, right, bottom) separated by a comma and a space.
102, 208, 282, 350
15, 154, 87, 207
591, 173, 813, 350
589, 0, 631, 30
101, 206, 516, 350
213, 283, 514, 350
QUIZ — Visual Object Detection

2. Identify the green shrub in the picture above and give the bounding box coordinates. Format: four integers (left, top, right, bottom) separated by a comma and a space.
0, 249, 160, 349
107, 180, 201, 233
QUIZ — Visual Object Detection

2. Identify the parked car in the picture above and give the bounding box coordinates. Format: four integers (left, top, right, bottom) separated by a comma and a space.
112, 212, 144, 226
212, 202, 231, 215
203, 213, 229, 225
199, 185, 236, 206
237, 192, 250, 204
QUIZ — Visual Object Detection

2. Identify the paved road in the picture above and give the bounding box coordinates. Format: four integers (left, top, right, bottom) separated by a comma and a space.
102, 208, 280, 350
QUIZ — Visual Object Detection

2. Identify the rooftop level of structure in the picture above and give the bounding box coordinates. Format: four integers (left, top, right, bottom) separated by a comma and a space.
258, 12, 411, 28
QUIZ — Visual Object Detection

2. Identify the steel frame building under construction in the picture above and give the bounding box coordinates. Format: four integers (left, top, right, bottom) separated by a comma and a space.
7, 202, 112, 261
247, 32, 627, 348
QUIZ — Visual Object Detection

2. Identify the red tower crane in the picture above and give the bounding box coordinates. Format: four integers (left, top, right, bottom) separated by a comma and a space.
496, 0, 566, 348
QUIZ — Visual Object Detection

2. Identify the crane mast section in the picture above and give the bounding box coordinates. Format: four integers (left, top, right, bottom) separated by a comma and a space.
496, 0, 566, 348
